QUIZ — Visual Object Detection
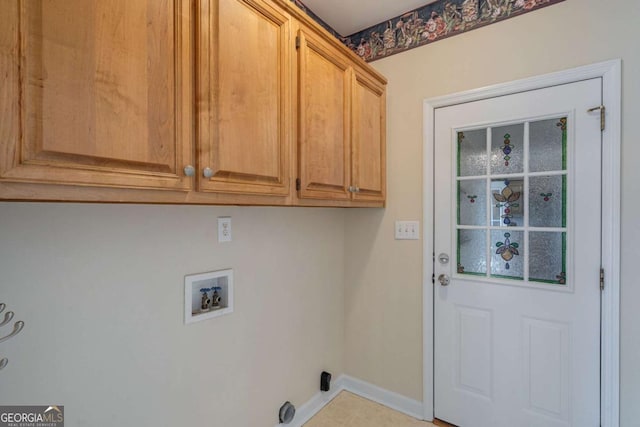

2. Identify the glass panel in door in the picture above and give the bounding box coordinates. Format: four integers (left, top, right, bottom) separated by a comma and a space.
455, 116, 568, 286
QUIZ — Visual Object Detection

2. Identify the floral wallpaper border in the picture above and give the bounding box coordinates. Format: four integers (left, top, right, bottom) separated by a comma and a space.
291, 0, 565, 62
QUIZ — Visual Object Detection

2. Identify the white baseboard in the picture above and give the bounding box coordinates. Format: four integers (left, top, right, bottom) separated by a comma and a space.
341, 375, 424, 420
274, 374, 423, 427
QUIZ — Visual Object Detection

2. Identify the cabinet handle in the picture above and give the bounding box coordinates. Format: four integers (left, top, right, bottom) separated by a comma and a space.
348, 186, 355, 193
184, 165, 195, 177
355, 186, 360, 193
203, 167, 214, 179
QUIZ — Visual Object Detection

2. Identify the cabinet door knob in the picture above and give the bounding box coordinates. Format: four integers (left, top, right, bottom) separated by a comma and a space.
355, 186, 360, 193
348, 186, 355, 193
203, 167, 214, 179
184, 165, 195, 177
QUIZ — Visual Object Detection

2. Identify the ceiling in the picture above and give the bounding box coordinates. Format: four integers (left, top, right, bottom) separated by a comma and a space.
301, 0, 439, 35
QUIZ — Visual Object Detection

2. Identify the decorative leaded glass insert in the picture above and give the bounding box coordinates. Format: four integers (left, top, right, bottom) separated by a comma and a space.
491, 230, 524, 280
529, 175, 566, 228
490, 123, 524, 174
491, 179, 524, 227
529, 118, 567, 172
529, 232, 567, 284
455, 116, 569, 286
458, 179, 486, 226
457, 129, 487, 177
457, 229, 487, 275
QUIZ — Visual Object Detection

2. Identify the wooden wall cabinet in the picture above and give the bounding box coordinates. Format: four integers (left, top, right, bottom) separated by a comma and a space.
0, 0, 386, 207
197, 0, 291, 200
296, 28, 386, 206
351, 69, 386, 203
297, 29, 352, 202
0, 0, 193, 193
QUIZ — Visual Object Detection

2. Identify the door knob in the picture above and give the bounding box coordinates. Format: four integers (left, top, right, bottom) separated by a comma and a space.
438, 274, 450, 286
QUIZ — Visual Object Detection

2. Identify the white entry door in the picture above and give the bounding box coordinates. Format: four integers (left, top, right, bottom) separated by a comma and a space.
433, 79, 602, 427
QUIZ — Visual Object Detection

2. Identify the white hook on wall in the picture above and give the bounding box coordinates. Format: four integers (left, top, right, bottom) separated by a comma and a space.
0, 310, 14, 327
0, 321, 25, 344
0, 303, 25, 371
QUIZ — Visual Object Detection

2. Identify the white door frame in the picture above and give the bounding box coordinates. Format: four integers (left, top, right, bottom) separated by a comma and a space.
423, 59, 621, 427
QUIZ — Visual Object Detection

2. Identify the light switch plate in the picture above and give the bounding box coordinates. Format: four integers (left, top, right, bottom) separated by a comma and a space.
395, 220, 420, 240
218, 217, 232, 242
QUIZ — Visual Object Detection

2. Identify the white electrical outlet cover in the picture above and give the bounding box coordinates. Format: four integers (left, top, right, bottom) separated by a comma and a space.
218, 217, 232, 242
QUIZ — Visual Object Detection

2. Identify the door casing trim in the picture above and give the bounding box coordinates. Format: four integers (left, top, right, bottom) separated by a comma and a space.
422, 59, 621, 426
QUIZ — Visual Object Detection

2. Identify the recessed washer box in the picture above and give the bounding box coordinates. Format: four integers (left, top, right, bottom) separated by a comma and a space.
184, 269, 234, 324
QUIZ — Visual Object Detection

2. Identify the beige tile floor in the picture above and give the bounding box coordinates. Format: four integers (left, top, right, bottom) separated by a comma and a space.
303, 391, 436, 427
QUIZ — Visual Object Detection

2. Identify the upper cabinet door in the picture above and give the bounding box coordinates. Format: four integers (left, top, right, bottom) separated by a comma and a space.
297, 29, 351, 201
352, 70, 386, 202
0, 0, 193, 190
197, 0, 291, 196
